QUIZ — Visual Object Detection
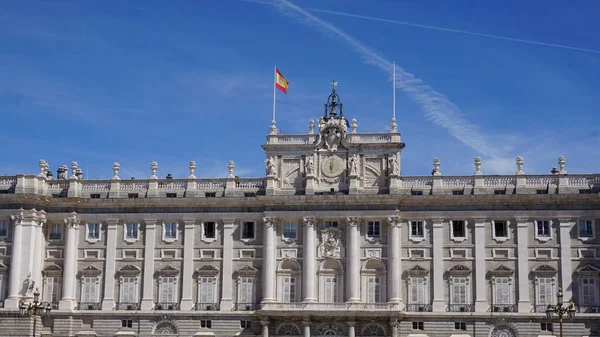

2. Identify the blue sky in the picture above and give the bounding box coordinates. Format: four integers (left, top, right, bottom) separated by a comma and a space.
1, 0, 599, 179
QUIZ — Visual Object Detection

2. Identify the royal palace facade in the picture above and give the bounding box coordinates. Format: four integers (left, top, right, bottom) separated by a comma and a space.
0, 89, 599, 337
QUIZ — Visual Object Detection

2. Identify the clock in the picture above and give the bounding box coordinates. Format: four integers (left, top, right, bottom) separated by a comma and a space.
321, 155, 344, 178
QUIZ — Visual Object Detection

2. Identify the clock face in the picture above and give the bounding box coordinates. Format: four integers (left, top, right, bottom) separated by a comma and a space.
321, 155, 344, 178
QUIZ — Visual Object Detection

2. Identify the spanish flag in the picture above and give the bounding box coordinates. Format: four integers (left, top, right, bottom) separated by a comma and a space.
275, 68, 289, 94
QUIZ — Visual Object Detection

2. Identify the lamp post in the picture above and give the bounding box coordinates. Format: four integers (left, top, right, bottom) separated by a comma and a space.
19, 288, 52, 337
546, 288, 576, 337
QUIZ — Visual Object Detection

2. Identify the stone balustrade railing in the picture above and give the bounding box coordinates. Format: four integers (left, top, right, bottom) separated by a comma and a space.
0, 173, 598, 198
261, 302, 399, 311
265, 132, 401, 145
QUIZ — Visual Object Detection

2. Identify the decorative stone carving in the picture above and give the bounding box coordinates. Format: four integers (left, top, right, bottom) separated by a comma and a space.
266, 157, 277, 177
432, 157, 441, 176
390, 117, 397, 132
317, 323, 345, 337
303, 217, 316, 227
112, 162, 120, 180
278, 323, 301, 336
305, 156, 315, 176
362, 324, 386, 337
490, 325, 517, 337
351, 118, 357, 133
196, 265, 220, 276
228, 160, 235, 178
365, 249, 381, 259
281, 249, 297, 259
388, 216, 401, 228
282, 159, 301, 189
64, 211, 80, 229
263, 217, 276, 228
154, 322, 177, 335
346, 217, 361, 228
558, 155, 566, 174
150, 161, 158, 179
388, 154, 399, 176
316, 117, 348, 153
318, 227, 342, 259
474, 157, 482, 175
38, 160, 48, 177
309, 120, 314, 134
349, 154, 358, 176
321, 155, 344, 178
70, 161, 78, 180
516, 156, 524, 175
270, 120, 277, 135
188, 161, 196, 179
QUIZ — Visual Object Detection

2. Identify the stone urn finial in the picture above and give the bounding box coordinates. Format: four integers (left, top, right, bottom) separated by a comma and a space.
70, 161, 79, 180
351, 119, 358, 133
391, 118, 397, 132
516, 156, 524, 175
38, 159, 47, 177
228, 160, 235, 178
75, 168, 83, 180
150, 161, 158, 179
188, 161, 196, 179
474, 157, 482, 175
269, 120, 277, 135
433, 157, 441, 176
309, 120, 314, 134
558, 156, 566, 174
112, 162, 120, 180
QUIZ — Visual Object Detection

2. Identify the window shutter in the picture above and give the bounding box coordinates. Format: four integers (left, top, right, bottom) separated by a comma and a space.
200, 277, 215, 304
82, 277, 97, 303
537, 278, 553, 305
409, 277, 425, 304
494, 277, 510, 304
238, 277, 254, 304
366, 276, 380, 303
121, 277, 137, 303
581, 278, 597, 306
325, 276, 338, 303
452, 278, 467, 304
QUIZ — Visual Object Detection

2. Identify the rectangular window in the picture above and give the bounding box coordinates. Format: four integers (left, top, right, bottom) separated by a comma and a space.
536, 190, 548, 195
244, 192, 256, 197
283, 276, 296, 302
452, 190, 464, 195
120, 277, 138, 304
454, 322, 466, 330
159, 277, 177, 304
122, 320, 133, 328
43, 277, 62, 304
198, 277, 217, 308
238, 277, 255, 306
411, 190, 423, 196
0, 220, 8, 237
581, 278, 598, 306
367, 221, 381, 237
324, 221, 338, 228
324, 276, 338, 303
366, 276, 381, 303
452, 221, 465, 238
409, 277, 426, 304
451, 277, 468, 304
540, 323, 553, 332
128, 193, 139, 198
494, 189, 506, 195
579, 220, 594, 238
87, 223, 100, 240
200, 320, 212, 328
205, 192, 216, 198
494, 277, 511, 305
125, 223, 138, 239
166, 193, 177, 198
537, 277, 554, 305
410, 221, 424, 238
494, 221, 507, 238
90, 193, 101, 199
49, 223, 62, 240
241, 320, 252, 329
283, 221, 297, 239
412, 322, 424, 330
537, 221, 550, 237
580, 189, 592, 194
204, 222, 216, 239
164, 223, 177, 239
81, 277, 99, 303
242, 222, 255, 239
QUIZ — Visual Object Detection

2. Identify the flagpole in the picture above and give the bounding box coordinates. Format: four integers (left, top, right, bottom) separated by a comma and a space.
393, 61, 396, 120
273, 65, 277, 123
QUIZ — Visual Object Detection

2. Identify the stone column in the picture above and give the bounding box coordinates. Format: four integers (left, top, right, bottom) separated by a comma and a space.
5, 209, 25, 308
261, 320, 269, 337
516, 217, 530, 312
220, 219, 235, 311
302, 217, 317, 302
102, 220, 119, 310
387, 217, 402, 304
302, 319, 311, 337
346, 217, 361, 303
347, 321, 356, 337
31, 217, 46, 291
262, 217, 277, 303
141, 220, 157, 310
431, 218, 445, 311
473, 219, 487, 312
180, 219, 195, 310
390, 319, 398, 337
59, 212, 80, 310
559, 218, 573, 301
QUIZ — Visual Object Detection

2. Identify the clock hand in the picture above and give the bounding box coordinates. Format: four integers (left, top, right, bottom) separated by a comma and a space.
330, 160, 334, 173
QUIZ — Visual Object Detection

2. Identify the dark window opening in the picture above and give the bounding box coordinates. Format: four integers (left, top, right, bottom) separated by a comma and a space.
128, 193, 139, 198
204, 222, 216, 239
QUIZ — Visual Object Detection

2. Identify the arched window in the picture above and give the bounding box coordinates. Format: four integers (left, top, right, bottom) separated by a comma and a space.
277, 259, 301, 303
361, 324, 386, 337
317, 323, 345, 336
154, 322, 177, 335
277, 323, 301, 335
318, 260, 343, 303
361, 259, 386, 303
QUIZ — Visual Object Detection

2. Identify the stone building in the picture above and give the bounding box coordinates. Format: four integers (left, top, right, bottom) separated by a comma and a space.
0, 87, 599, 337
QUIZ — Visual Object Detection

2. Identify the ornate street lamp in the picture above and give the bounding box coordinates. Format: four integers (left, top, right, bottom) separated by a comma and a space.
19, 288, 52, 337
546, 288, 576, 337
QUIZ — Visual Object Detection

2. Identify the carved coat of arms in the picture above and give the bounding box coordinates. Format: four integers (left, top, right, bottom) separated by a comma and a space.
318, 227, 343, 259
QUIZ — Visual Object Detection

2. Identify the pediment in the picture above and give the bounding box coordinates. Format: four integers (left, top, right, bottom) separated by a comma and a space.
576, 264, 600, 275
196, 265, 220, 276
488, 265, 514, 277
42, 264, 63, 276
236, 265, 259, 276
446, 265, 471, 276
157, 265, 180, 276
79, 265, 102, 277
118, 265, 141, 276
533, 265, 557, 275
406, 265, 429, 276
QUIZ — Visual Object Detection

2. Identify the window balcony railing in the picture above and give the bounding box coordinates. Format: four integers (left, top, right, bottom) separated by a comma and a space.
49, 233, 62, 240
448, 304, 473, 312
535, 305, 550, 313
405, 304, 432, 312
491, 304, 516, 312
235, 303, 258, 311
156, 302, 179, 311
117, 302, 140, 310
50, 302, 60, 310
195, 302, 219, 311
578, 305, 600, 313
78, 302, 101, 310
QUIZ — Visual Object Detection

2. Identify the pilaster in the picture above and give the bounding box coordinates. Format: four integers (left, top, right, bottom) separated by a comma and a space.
302, 217, 317, 302
432, 176, 443, 195
262, 217, 277, 303
348, 175, 359, 195
346, 217, 361, 303
431, 218, 445, 311
559, 218, 573, 301
389, 175, 400, 194
261, 320, 270, 337
102, 220, 119, 310
59, 212, 80, 310
515, 218, 530, 312
347, 320, 356, 337
387, 216, 402, 304
141, 220, 157, 310
220, 219, 235, 311
305, 176, 316, 195
31, 215, 46, 293
473, 219, 487, 312
302, 319, 311, 337
266, 176, 276, 196
180, 220, 195, 310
